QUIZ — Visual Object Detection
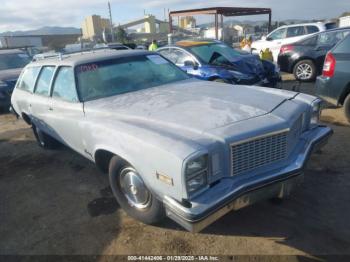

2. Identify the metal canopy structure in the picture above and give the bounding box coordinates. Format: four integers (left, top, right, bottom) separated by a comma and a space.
169, 7, 272, 39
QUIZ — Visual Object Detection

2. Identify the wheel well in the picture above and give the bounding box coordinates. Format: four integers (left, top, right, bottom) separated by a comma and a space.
21, 113, 31, 125
94, 150, 126, 174
339, 82, 350, 105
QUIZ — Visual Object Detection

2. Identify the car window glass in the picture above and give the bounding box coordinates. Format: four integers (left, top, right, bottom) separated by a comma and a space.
17, 67, 41, 92
158, 49, 177, 63
173, 50, 194, 65
300, 35, 317, 46
318, 31, 344, 46
52, 67, 78, 102
0, 52, 31, 70
287, 26, 305, 38
76, 55, 189, 102
306, 26, 319, 34
268, 28, 287, 40
34, 66, 55, 96
334, 35, 350, 53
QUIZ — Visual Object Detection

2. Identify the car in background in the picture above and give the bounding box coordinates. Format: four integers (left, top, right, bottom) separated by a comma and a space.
157, 40, 281, 88
316, 34, 350, 122
11, 49, 332, 232
251, 22, 331, 62
0, 49, 31, 112
278, 27, 350, 81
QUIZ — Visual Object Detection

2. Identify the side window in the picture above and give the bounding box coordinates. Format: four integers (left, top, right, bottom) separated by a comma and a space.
306, 26, 319, 34
17, 67, 41, 92
300, 35, 317, 46
158, 49, 174, 63
173, 50, 194, 66
52, 67, 78, 102
334, 35, 350, 53
287, 26, 306, 38
318, 32, 344, 46
34, 66, 55, 96
267, 28, 287, 40
159, 49, 178, 64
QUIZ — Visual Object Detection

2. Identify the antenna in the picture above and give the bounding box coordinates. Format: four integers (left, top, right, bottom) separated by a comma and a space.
108, 1, 115, 42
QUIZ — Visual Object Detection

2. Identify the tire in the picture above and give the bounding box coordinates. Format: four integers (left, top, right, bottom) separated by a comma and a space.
108, 156, 165, 225
32, 125, 60, 149
344, 94, 350, 123
293, 60, 316, 82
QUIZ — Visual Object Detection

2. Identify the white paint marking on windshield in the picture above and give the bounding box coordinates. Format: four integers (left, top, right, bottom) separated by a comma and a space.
147, 55, 168, 65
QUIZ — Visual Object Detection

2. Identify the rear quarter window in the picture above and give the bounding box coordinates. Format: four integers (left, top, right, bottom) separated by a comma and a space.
34, 66, 55, 96
306, 26, 319, 34
17, 67, 41, 92
334, 35, 350, 53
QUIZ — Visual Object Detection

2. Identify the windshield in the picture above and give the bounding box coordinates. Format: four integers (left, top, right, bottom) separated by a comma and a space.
187, 43, 244, 65
0, 53, 31, 70
76, 54, 189, 101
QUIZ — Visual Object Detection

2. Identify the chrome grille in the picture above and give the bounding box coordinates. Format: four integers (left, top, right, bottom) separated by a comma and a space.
231, 131, 288, 176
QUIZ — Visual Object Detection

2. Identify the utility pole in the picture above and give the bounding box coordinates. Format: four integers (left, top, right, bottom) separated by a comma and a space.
108, 1, 115, 42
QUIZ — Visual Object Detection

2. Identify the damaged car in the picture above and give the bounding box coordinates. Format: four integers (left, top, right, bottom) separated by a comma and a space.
157, 40, 281, 88
11, 49, 332, 232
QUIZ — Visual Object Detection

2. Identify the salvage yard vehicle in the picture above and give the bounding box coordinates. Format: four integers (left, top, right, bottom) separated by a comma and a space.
252, 22, 331, 62
278, 27, 350, 81
0, 49, 31, 112
11, 49, 332, 232
316, 34, 350, 123
157, 40, 281, 88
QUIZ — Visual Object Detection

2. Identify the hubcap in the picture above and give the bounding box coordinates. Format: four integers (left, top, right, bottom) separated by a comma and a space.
119, 167, 151, 209
296, 63, 313, 80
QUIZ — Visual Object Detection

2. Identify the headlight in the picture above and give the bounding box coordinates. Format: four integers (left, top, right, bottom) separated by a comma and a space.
310, 99, 322, 127
185, 154, 208, 193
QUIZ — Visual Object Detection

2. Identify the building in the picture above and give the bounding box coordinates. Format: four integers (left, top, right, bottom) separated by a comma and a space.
339, 16, 350, 27
82, 15, 111, 41
179, 16, 196, 29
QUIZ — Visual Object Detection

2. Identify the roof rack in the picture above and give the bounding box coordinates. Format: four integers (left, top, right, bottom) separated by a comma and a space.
32, 52, 64, 61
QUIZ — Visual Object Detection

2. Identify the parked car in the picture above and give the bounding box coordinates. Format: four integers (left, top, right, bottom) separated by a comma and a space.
278, 28, 350, 81
11, 49, 332, 232
251, 22, 331, 62
157, 40, 281, 88
316, 34, 350, 122
0, 49, 31, 112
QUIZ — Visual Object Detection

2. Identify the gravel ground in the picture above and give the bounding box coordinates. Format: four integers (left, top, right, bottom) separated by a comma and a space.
0, 80, 349, 259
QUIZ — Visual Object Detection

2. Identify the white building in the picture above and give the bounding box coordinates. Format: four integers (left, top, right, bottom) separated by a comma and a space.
339, 16, 350, 28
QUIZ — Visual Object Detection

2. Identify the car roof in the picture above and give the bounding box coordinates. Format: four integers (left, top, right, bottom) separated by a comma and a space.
0, 49, 26, 55
295, 27, 350, 42
27, 49, 151, 67
277, 22, 326, 29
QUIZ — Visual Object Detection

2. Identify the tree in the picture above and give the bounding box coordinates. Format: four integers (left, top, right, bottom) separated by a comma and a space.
115, 26, 128, 43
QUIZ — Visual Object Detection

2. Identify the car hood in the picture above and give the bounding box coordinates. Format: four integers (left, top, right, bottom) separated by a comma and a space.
0, 68, 22, 81
225, 55, 266, 77
85, 79, 296, 133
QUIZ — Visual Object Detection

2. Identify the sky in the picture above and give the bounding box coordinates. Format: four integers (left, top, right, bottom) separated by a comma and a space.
0, 0, 349, 32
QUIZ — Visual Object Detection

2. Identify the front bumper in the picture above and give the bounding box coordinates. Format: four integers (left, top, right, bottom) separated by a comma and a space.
164, 125, 332, 232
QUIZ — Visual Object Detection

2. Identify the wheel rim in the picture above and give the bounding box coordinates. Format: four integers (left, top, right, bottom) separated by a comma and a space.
35, 127, 45, 146
296, 63, 313, 80
119, 167, 151, 209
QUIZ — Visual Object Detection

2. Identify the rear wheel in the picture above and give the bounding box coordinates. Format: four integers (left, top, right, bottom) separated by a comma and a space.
293, 60, 316, 82
108, 156, 165, 225
32, 125, 60, 149
344, 94, 350, 123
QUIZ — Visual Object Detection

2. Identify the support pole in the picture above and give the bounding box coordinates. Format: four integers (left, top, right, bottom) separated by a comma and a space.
215, 13, 218, 40
268, 12, 272, 33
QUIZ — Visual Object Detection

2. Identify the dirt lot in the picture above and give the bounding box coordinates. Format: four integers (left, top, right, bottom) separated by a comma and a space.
1, 81, 350, 258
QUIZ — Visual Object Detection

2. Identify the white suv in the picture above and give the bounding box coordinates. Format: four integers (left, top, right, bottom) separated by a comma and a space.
252, 22, 329, 62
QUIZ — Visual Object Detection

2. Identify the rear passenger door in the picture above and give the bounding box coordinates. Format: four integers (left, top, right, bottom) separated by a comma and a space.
30, 66, 56, 136
47, 66, 85, 154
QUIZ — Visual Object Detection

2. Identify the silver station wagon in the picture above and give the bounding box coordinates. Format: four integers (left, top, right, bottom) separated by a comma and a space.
11, 49, 332, 232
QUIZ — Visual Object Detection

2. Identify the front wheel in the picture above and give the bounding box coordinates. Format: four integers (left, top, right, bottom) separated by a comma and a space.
344, 94, 350, 123
293, 60, 316, 82
109, 156, 165, 225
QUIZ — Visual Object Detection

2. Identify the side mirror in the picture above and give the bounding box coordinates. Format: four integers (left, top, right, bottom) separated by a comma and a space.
184, 60, 198, 70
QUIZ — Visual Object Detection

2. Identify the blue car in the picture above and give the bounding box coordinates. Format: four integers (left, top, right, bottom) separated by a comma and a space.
157, 40, 281, 87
